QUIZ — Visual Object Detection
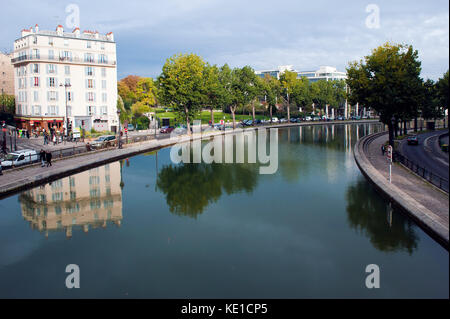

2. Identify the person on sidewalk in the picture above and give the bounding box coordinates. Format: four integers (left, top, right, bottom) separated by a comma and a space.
381, 144, 386, 156
46, 151, 52, 167
39, 149, 46, 167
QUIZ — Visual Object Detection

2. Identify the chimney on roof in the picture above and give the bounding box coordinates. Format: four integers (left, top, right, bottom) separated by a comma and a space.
106, 32, 114, 41
94, 31, 99, 39
73, 27, 80, 37
21, 27, 32, 37
35, 24, 39, 33
56, 25, 63, 36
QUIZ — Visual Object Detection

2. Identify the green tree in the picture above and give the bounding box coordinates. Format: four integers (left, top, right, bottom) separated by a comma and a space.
436, 70, 449, 127
261, 74, 281, 122
346, 43, 423, 146
158, 53, 206, 134
279, 70, 298, 121
228, 66, 257, 129
202, 63, 223, 125
0, 93, 15, 114
135, 77, 157, 107
291, 77, 312, 114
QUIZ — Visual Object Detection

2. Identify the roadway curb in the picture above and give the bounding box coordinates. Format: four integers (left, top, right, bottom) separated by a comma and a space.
354, 132, 449, 249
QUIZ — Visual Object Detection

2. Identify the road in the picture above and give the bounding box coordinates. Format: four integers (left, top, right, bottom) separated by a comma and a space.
400, 130, 449, 181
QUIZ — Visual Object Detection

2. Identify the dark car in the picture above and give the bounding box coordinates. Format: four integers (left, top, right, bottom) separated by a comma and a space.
160, 126, 175, 133
407, 135, 419, 145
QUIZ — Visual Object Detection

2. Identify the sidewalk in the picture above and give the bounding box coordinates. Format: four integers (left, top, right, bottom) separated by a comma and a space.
355, 132, 449, 246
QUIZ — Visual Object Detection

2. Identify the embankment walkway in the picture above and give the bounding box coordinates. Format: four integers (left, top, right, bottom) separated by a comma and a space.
354, 131, 449, 247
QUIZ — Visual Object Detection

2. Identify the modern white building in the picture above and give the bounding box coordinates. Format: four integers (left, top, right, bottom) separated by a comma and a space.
297, 66, 347, 82
255, 65, 347, 82
12, 24, 118, 133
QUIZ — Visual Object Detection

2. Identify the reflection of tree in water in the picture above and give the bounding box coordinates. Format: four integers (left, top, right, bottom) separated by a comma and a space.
346, 179, 419, 254
156, 163, 259, 218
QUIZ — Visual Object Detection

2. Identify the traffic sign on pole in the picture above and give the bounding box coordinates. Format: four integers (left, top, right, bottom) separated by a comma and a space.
387, 145, 393, 183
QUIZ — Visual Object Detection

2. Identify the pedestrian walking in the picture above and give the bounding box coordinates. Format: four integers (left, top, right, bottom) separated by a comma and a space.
381, 144, 386, 155
52, 134, 57, 145
26, 130, 30, 139
43, 131, 48, 145
46, 151, 52, 167
39, 149, 46, 167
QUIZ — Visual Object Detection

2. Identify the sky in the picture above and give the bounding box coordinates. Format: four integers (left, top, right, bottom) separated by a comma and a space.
1, 0, 448, 80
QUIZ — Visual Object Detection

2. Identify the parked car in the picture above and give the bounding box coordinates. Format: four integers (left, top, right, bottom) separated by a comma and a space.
254, 119, 262, 125
91, 135, 117, 149
305, 116, 312, 121
407, 135, 419, 145
271, 117, 279, 123
337, 116, 345, 121
160, 126, 175, 134
0, 149, 38, 168
127, 124, 135, 131
241, 119, 253, 126
280, 118, 287, 123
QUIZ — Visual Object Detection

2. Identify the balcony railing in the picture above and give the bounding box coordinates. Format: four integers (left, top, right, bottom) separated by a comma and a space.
11, 54, 116, 66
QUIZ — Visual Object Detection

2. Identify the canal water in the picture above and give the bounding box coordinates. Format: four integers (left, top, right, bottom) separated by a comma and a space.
0, 123, 448, 298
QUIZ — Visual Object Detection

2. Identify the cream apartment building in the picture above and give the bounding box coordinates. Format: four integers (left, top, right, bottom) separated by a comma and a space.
12, 24, 118, 133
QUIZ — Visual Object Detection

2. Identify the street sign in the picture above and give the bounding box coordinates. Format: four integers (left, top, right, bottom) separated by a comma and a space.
386, 145, 393, 162
386, 145, 393, 183
73, 127, 81, 138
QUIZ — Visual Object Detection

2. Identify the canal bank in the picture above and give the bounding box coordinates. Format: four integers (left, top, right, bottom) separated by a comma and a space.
354, 132, 449, 248
0, 120, 379, 198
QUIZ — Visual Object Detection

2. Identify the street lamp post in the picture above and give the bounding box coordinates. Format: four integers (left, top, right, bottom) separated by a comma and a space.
60, 83, 71, 139
117, 109, 122, 149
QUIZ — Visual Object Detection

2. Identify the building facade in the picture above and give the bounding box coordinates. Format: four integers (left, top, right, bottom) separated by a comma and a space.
255, 65, 347, 82
0, 52, 14, 95
12, 25, 118, 133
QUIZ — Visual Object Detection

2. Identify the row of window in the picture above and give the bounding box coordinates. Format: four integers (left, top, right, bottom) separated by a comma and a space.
17, 90, 107, 103
44, 37, 107, 50
18, 77, 108, 90
17, 64, 108, 77
16, 104, 109, 116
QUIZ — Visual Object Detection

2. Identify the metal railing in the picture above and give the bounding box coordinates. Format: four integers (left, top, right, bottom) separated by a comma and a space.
393, 151, 449, 193
11, 54, 116, 66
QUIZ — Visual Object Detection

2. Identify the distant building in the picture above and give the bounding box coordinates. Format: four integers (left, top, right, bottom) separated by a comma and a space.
297, 66, 347, 82
0, 52, 14, 95
255, 65, 347, 82
12, 24, 118, 133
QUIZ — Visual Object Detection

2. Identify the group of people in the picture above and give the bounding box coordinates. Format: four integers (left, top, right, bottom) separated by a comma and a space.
39, 149, 53, 167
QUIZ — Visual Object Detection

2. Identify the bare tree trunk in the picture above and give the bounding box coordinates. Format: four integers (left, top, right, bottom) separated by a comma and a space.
270, 105, 273, 123
210, 107, 214, 126
231, 106, 236, 129
185, 106, 191, 136
287, 93, 290, 122
414, 117, 418, 132
252, 100, 256, 125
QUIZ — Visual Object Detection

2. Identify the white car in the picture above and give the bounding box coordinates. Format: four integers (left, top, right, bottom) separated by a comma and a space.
271, 117, 279, 123
305, 116, 312, 121
0, 149, 38, 168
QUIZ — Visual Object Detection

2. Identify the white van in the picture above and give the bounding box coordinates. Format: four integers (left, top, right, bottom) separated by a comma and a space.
1, 149, 38, 168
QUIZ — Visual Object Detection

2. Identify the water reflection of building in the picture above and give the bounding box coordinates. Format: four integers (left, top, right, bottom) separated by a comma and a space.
19, 162, 123, 238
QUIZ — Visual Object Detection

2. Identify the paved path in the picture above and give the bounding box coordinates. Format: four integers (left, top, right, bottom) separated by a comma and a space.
355, 132, 449, 246
399, 130, 449, 180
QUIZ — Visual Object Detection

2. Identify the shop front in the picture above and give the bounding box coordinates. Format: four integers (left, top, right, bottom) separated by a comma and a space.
14, 116, 64, 134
